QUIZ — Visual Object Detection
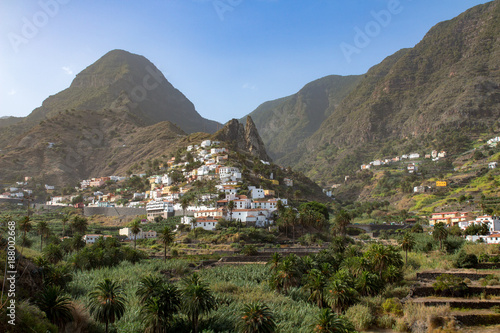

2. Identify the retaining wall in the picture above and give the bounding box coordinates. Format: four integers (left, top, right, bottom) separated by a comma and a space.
83, 206, 146, 217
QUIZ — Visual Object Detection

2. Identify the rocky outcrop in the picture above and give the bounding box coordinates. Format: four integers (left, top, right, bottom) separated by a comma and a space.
213, 116, 271, 161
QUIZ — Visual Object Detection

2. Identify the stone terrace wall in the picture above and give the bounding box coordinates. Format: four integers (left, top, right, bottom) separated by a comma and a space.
83, 206, 146, 217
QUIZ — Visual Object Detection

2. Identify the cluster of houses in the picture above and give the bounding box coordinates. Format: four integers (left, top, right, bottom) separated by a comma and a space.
82, 225, 158, 244
0, 177, 35, 200
487, 136, 500, 147
360, 150, 447, 171
429, 211, 500, 244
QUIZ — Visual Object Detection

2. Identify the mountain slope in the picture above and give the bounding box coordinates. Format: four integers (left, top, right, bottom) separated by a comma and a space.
244, 75, 362, 161
0, 109, 188, 185
0, 50, 220, 149
283, 0, 500, 184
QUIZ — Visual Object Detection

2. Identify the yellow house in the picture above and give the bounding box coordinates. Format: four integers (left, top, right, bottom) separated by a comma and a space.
436, 181, 448, 187
264, 190, 275, 196
271, 180, 279, 185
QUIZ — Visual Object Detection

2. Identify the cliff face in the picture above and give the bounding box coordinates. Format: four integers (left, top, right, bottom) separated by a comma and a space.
213, 116, 271, 161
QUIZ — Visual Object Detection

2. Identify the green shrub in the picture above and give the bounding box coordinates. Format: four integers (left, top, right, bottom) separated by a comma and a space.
382, 298, 403, 316
454, 250, 478, 268
241, 245, 258, 256
433, 274, 468, 297
345, 304, 374, 331
377, 314, 396, 329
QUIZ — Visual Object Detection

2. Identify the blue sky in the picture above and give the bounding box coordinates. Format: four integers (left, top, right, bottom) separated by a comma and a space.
0, 0, 492, 123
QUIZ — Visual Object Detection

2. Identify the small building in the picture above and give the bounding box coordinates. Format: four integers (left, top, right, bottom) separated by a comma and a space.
191, 218, 218, 231
83, 234, 112, 244
429, 211, 473, 226
489, 162, 498, 169
436, 181, 448, 187
119, 228, 157, 240
284, 178, 294, 187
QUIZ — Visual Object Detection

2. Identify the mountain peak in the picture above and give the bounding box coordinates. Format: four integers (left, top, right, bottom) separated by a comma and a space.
22, 50, 220, 134
213, 117, 271, 161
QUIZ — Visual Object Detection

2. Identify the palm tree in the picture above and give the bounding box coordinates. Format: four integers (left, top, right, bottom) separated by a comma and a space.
180, 273, 215, 333
61, 214, 69, 237
267, 252, 282, 273
433, 222, 448, 251
159, 226, 175, 262
181, 196, 190, 217
70, 215, 88, 234
334, 210, 351, 237
37, 221, 51, 251
270, 254, 300, 294
365, 243, 403, 279
228, 200, 235, 221
236, 302, 276, 333
19, 215, 32, 246
140, 282, 180, 333
310, 308, 356, 333
136, 275, 164, 304
88, 278, 127, 333
129, 219, 142, 250
305, 269, 327, 308
355, 271, 381, 297
324, 279, 358, 314
36, 285, 74, 329
400, 232, 415, 264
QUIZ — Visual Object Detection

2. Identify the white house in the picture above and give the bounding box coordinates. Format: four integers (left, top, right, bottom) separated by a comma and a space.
194, 209, 225, 219
460, 216, 500, 233
83, 234, 112, 244
489, 162, 498, 169
407, 163, 417, 173
230, 209, 270, 226
409, 153, 420, 159
284, 178, 294, 187
201, 140, 212, 148
466, 234, 500, 244
249, 187, 265, 199
438, 151, 447, 158
487, 137, 500, 147
146, 200, 174, 221
119, 228, 157, 240
191, 218, 218, 231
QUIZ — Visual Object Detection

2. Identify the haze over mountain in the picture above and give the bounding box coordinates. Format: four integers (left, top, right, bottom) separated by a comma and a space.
0, 50, 220, 149
247, 0, 500, 185
243, 75, 362, 161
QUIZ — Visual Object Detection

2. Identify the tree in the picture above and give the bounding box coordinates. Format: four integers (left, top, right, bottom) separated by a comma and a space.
181, 196, 190, 217
236, 302, 276, 333
37, 221, 51, 252
355, 271, 381, 297
129, 219, 142, 250
310, 308, 356, 333
43, 243, 64, 264
19, 215, 32, 245
364, 243, 403, 279
180, 273, 215, 333
400, 232, 415, 264
228, 200, 235, 221
88, 278, 127, 333
61, 214, 69, 237
140, 281, 180, 332
333, 210, 351, 237
159, 226, 175, 262
35, 285, 74, 329
299, 202, 330, 220
305, 269, 327, 308
324, 279, 358, 314
270, 255, 300, 294
267, 252, 282, 273
70, 215, 88, 234
433, 222, 448, 251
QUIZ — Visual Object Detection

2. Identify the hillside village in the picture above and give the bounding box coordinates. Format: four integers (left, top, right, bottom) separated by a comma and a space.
2, 139, 296, 242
